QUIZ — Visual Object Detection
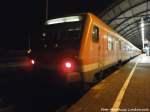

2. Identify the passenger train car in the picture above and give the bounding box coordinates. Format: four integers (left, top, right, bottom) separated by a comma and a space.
31, 13, 141, 84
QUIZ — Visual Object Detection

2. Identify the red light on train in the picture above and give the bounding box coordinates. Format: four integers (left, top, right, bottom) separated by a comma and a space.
61, 60, 75, 72
65, 62, 72, 69
22, 58, 35, 71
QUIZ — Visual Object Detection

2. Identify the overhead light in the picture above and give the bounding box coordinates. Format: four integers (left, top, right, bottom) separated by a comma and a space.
46, 16, 82, 25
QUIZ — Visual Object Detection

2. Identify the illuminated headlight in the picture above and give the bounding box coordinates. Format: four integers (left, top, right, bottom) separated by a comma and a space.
30, 59, 35, 65
46, 16, 82, 25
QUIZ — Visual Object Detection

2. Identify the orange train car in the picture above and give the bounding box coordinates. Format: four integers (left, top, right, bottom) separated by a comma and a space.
31, 13, 141, 84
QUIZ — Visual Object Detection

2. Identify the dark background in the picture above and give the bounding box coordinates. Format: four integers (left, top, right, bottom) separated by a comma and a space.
0, 0, 114, 50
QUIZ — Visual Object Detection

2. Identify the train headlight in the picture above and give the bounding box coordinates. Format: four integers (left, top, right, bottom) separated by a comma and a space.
30, 59, 35, 65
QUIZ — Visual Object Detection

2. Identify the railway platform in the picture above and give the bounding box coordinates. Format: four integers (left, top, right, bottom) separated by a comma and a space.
67, 54, 150, 112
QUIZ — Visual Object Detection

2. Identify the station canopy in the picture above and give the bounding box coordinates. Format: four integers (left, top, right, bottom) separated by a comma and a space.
99, 0, 150, 49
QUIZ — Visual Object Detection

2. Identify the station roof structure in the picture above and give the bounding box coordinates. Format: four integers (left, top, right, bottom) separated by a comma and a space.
99, 0, 150, 49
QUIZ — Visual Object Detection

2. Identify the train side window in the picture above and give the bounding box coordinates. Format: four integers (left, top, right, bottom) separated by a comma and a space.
119, 41, 121, 50
92, 26, 99, 43
108, 35, 113, 51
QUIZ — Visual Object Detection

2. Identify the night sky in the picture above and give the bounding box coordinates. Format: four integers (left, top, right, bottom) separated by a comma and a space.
0, 0, 114, 50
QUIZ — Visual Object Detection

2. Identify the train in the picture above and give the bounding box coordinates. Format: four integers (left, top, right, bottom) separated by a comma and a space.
30, 13, 141, 84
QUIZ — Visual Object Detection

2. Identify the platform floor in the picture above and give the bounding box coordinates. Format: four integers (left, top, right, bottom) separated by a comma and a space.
67, 54, 150, 112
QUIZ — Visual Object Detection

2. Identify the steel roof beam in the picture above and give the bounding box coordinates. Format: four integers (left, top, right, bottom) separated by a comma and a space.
117, 19, 141, 33
125, 33, 140, 40
107, 0, 148, 24
112, 13, 150, 32
118, 15, 150, 33
123, 30, 140, 38
120, 26, 139, 36
126, 36, 142, 45
114, 9, 150, 30
126, 32, 142, 41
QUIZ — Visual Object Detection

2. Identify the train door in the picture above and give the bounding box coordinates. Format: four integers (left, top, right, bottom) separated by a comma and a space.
99, 28, 105, 71
92, 24, 104, 72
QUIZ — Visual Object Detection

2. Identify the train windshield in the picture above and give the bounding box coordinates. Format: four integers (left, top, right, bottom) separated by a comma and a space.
41, 15, 85, 50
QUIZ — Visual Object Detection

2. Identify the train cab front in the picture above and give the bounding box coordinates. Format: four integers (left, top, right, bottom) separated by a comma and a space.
30, 14, 86, 86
